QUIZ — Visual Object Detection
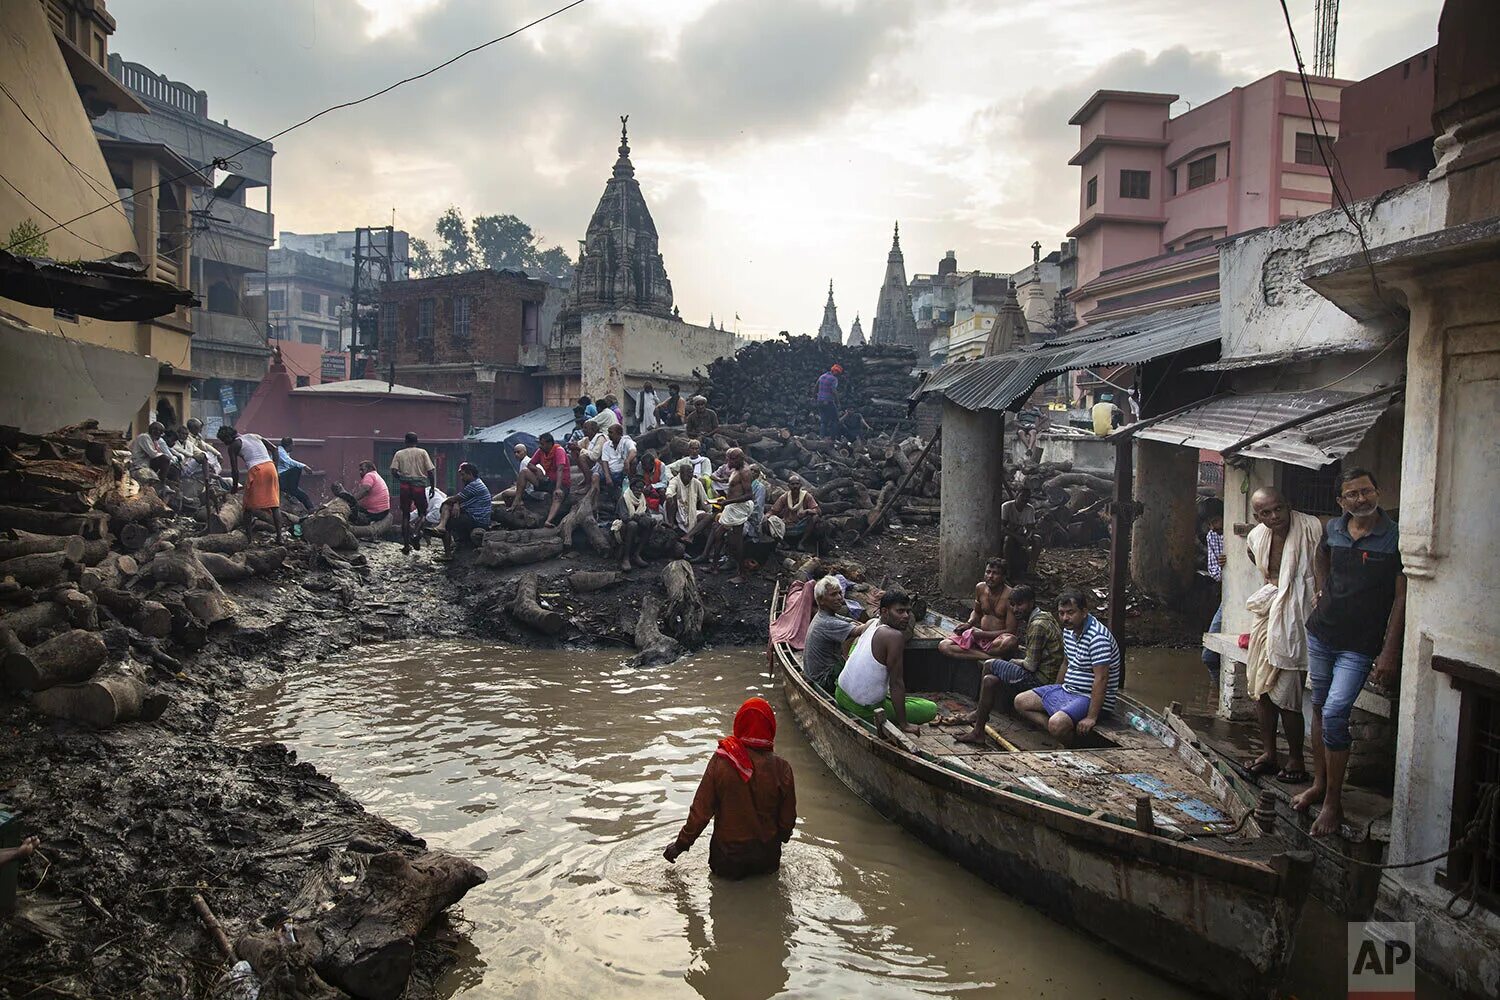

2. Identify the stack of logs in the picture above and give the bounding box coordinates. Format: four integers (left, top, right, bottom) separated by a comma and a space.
702, 337, 919, 435
0, 421, 289, 728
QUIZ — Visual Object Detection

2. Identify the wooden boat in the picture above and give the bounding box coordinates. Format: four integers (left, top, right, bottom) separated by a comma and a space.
769, 583, 1313, 1000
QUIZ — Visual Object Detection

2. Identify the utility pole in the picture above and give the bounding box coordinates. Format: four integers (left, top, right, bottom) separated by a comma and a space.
351, 225, 397, 382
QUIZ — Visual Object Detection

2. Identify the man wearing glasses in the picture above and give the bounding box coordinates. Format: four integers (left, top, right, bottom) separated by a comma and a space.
1292, 468, 1406, 837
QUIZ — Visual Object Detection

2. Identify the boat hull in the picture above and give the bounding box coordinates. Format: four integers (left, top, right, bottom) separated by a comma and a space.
772, 638, 1309, 1000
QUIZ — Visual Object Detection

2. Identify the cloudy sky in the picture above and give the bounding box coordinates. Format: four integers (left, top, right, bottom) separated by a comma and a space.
114, 0, 1441, 337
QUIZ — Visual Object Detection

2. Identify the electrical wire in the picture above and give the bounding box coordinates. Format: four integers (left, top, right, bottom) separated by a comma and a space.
0, 81, 135, 233
0, 170, 123, 257
3, 0, 591, 254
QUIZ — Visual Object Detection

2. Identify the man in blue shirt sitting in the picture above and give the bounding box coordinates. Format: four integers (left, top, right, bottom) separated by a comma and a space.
432, 461, 492, 557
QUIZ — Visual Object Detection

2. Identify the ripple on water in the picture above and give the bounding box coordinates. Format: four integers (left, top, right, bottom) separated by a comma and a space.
223, 640, 1196, 1000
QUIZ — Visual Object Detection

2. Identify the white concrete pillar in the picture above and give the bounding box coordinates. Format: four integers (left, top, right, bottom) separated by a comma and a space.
1129, 439, 1200, 603
940, 400, 1007, 596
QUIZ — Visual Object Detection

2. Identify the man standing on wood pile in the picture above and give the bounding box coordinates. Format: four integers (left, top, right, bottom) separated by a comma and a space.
1242, 486, 1318, 786
216, 425, 285, 545
938, 557, 1019, 663
814, 364, 842, 437
1001, 484, 1041, 580
338, 460, 391, 526
654, 382, 686, 428
431, 462, 491, 558
275, 437, 315, 512
699, 447, 754, 583
1014, 588, 1122, 744
665, 461, 712, 546
390, 432, 436, 555
1293, 468, 1405, 837
768, 474, 821, 552
664, 697, 797, 879
953, 585, 1064, 746
129, 421, 180, 487
835, 590, 936, 731
685, 395, 719, 439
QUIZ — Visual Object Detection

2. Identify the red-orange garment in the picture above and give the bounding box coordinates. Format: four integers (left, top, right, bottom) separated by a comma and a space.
674, 750, 796, 879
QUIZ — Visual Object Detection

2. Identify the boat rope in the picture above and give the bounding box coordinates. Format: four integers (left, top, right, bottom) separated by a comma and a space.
1282, 781, 1499, 919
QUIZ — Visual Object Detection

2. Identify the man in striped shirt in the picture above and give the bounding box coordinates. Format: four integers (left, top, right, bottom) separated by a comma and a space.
1013, 588, 1122, 742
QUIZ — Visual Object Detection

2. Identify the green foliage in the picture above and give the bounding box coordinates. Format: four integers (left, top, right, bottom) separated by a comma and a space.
416, 206, 572, 281
6, 219, 50, 258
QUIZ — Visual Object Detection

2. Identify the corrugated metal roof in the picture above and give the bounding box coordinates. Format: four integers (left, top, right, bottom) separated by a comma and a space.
292, 379, 453, 398
1132, 387, 1401, 469
466, 406, 576, 444
912, 302, 1219, 412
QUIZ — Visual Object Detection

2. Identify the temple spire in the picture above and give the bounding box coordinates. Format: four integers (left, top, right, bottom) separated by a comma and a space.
817, 279, 843, 342
613, 114, 634, 179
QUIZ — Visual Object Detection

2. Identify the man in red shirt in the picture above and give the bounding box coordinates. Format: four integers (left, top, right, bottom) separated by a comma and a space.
514, 431, 571, 527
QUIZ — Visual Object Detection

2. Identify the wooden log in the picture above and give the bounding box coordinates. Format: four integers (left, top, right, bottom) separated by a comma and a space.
56, 588, 96, 629
31, 674, 169, 728
134, 600, 173, 638
558, 493, 609, 553
301, 498, 358, 551
185, 529, 250, 554
191, 893, 235, 960
0, 551, 72, 588
0, 505, 96, 537
630, 593, 684, 667
311, 852, 487, 1000
0, 600, 66, 643
661, 560, 704, 646
492, 506, 542, 530
568, 570, 624, 593
117, 522, 151, 552
197, 550, 253, 583
101, 483, 170, 525
207, 492, 245, 534
0, 530, 106, 563
138, 545, 223, 592
482, 527, 560, 547
508, 573, 563, 634
2, 628, 108, 691
476, 539, 564, 569
182, 587, 235, 627
244, 546, 287, 575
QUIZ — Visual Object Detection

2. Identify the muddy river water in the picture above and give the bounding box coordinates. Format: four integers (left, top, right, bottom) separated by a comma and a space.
224, 642, 1356, 999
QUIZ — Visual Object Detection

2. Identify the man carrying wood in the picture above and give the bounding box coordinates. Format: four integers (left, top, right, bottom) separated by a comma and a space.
216, 425, 284, 545
390, 432, 436, 555
938, 557, 1019, 662
275, 436, 315, 512
768, 474, 821, 553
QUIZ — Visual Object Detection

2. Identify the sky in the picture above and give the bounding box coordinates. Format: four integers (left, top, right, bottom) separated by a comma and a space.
112, 0, 1442, 338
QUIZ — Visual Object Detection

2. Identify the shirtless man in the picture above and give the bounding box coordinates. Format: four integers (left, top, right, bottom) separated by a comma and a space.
701, 448, 753, 583
938, 557, 1019, 662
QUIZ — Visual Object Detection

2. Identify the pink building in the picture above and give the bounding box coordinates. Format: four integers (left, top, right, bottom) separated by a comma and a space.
1067, 70, 1351, 327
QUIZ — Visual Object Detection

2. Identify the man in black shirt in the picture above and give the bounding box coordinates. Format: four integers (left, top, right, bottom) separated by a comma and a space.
1292, 468, 1406, 837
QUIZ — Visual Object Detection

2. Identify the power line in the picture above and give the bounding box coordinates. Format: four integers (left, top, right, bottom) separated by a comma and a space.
0, 170, 123, 257
3, 0, 591, 254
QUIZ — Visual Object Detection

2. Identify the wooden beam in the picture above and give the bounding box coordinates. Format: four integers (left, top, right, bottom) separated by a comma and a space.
1107, 437, 1133, 667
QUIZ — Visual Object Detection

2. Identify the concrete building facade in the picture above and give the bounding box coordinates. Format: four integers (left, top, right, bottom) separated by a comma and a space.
1, 0, 201, 433
1332, 47, 1438, 202
93, 54, 275, 425
280, 229, 410, 279
381, 268, 548, 432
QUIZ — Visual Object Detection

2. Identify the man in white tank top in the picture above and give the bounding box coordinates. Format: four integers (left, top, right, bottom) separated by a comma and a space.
216, 425, 285, 544
835, 590, 938, 732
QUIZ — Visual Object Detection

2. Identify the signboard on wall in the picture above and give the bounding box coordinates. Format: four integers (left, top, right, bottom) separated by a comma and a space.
219, 383, 238, 414
321, 353, 347, 382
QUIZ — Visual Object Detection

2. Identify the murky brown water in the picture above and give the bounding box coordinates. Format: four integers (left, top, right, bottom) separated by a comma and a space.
224, 642, 1354, 999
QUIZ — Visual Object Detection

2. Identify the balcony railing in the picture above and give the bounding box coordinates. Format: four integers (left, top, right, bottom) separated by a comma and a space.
109, 55, 207, 118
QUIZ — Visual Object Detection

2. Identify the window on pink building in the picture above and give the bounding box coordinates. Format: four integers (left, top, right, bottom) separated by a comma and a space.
1086, 176, 1097, 207
1120, 170, 1150, 199
1294, 132, 1334, 165
1187, 155, 1217, 190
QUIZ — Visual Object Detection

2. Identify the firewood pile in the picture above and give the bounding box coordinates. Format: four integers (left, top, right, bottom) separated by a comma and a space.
701, 337, 919, 434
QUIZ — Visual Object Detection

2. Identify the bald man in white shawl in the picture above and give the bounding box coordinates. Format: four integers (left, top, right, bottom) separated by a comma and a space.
1243, 487, 1321, 784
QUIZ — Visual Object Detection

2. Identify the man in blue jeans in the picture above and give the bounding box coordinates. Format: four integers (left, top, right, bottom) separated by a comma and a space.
1292, 468, 1406, 837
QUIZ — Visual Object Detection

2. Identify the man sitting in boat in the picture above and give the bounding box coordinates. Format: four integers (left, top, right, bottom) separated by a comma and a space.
954, 585, 1065, 745
1013, 588, 1122, 743
664, 697, 797, 879
937, 558, 1019, 662
804, 575, 874, 691
835, 590, 937, 732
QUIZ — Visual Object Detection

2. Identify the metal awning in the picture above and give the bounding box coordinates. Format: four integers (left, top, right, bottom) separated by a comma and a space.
1130, 386, 1402, 469
912, 301, 1220, 412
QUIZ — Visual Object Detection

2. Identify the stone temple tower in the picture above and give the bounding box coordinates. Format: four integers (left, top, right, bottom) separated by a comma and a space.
847, 313, 865, 347
816, 280, 843, 342
869, 222, 919, 349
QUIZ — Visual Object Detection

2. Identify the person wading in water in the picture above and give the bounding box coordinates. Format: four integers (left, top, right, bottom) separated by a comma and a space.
664, 697, 796, 879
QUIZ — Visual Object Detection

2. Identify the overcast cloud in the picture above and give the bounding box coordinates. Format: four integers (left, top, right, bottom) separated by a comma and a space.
111, 0, 1442, 336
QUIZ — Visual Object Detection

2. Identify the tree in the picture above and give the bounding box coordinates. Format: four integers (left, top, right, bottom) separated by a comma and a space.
434, 206, 477, 274
409, 237, 436, 277
533, 245, 573, 281
472, 213, 536, 271
414, 207, 572, 281
6, 219, 50, 258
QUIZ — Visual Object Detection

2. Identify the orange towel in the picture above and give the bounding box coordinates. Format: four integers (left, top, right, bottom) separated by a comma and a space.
243, 461, 280, 510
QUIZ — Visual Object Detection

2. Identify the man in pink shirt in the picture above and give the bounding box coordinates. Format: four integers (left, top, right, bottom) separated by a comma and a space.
344, 460, 391, 525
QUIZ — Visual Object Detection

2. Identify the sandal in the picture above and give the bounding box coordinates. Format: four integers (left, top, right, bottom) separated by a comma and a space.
1275, 767, 1310, 784
1243, 755, 1279, 777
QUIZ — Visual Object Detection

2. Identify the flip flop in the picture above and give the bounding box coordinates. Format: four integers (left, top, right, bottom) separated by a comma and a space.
1244, 756, 1279, 777
1275, 767, 1310, 784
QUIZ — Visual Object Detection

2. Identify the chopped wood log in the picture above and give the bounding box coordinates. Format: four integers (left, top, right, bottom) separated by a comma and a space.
630, 594, 684, 667
198, 550, 253, 583
117, 522, 150, 551
568, 570, 624, 593
476, 538, 563, 569
492, 505, 542, 530
558, 493, 609, 553
482, 527, 560, 546
31, 674, 169, 728
207, 492, 245, 534
0, 530, 106, 563
185, 529, 250, 554
138, 545, 223, 592
94, 587, 141, 620
0, 505, 100, 537
134, 600, 172, 638
0, 552, 72, 588
56, 589, 96, 629
244, 546, 287, 575
311, 851, 486, 1000
2, 628, 108, 691
0, 601, 66, 643
508, 573, 563, 635
191, 893, 235, 960
182, 587, 235, 628
101, 482, 170, 525
661, 560, 705, 646
301, 498, 358, 551
0, 627, 25, 661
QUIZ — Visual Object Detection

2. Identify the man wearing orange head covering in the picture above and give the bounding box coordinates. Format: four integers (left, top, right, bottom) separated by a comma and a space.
664, 697, 797, 879
815, 363, 843, 437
